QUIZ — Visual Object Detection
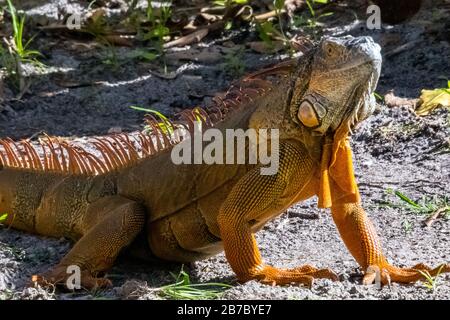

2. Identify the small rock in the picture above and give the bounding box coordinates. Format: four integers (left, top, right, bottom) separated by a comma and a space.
108, 127, 122, 134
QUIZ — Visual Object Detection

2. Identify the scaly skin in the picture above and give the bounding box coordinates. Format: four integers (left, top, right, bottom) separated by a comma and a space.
0, 36, 448, 289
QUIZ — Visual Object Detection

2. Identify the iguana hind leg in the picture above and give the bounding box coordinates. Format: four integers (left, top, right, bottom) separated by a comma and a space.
331, 203, 450, 286
33, 196, 145, 290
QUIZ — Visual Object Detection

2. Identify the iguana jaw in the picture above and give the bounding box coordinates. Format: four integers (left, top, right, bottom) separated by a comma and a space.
341, 59, 381, 137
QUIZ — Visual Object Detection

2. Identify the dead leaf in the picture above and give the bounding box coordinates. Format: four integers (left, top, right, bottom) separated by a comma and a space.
285, 0, 305, 17
384, 91, 417, 108
199, 12, 222, 22
416, 87, 450, 116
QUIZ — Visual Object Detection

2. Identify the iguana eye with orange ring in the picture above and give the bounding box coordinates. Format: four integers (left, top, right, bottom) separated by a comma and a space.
297, 100, 320, 128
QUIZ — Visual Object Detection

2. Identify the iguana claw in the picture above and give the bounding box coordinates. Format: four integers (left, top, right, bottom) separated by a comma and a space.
248, 265, 339, 287
363, 262, 450, 287
31, 266, 112, 291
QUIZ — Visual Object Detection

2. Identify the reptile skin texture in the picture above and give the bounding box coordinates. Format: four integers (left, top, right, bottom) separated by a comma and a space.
0, 36, 448, 289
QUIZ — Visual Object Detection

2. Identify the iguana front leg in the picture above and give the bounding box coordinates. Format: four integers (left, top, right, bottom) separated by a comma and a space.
217, 141, 338, 287
331, 203, 450, 285
33, 196, 145, 290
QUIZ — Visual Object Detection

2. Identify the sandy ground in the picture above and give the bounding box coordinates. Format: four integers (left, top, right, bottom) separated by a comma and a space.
0, 0, 449, 299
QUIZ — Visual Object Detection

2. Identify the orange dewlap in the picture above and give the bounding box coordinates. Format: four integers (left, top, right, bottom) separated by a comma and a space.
318, 127, 360, 208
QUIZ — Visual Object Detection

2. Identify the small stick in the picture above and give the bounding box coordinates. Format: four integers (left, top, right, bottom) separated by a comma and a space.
384, 40, 420, 58
254, 10, 285, 21
163, 28, 209, 49
424, 207, 449, 228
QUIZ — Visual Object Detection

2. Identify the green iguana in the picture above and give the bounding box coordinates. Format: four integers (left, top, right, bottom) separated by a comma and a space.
0, 36, 448, 289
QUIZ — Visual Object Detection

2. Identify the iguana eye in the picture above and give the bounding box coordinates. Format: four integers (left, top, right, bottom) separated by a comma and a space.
298, 101, 320, 128
327, 46, 333, 55
322, 41, 337, 58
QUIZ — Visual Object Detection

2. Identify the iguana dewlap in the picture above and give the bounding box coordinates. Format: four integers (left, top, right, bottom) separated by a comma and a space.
0, 36, 448, 289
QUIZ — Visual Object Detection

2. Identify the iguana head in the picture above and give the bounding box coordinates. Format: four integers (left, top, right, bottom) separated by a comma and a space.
288, 36, 381, 208
293, 35, 381, 139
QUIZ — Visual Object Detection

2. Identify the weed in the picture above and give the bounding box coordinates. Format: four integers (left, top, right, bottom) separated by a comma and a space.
130, 105, 174, 134
373, 92, 384, 102
84, 9, 110, 41
5, 0, 42, 64
402, 219, 412, 233
143, 0, 172, 52
418, 264, 444, 293
256, 20, 277, 47
0, 288, 14, 300
386, 189, 450, 219
274, 0, 287, 41
126, 0, 173, 72
223, 48, 245, 77
390, 189, 448, 213
100, 43, 120, 69
213, 0, 248, 7
0, 213, 7, 223
292, 0, 332, 38
101, 46, 158, 70
157, 267, 232, 300
254, 1, 291, 53
1, 0, 43, 89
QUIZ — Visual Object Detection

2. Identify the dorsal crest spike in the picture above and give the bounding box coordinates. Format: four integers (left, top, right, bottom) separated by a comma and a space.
0, 61, 280, 175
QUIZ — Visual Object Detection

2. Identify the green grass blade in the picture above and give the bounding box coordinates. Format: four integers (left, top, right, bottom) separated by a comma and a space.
0, 213, 8, 222
305, 0, 315, 17
129, 106, 168, 120
130, 105, 174, 134
6, 0, 19, 37
158, 267, 232, 300
16, 15, 25, 55
394, 191, 421, 208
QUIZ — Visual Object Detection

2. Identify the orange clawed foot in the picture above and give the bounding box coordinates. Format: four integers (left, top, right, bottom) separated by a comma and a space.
31, 265, 112, 291
362, 262, 450, 287
243, 265, 339, 288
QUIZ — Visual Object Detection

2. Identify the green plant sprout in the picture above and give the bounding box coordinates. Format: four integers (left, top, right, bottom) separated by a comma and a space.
417, 264, 445, 293
5, 0, 42, 64
157, 267, 232, 300
0, 213, 8, 223
130, 105, 175, 134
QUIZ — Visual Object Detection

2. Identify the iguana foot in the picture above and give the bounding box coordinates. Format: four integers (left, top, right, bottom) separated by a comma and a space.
362, 262, 450, 286
31, 266, 112, 290
244, 265, 339, 287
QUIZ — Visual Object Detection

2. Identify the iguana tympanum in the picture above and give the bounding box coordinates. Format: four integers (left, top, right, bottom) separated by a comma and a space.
0, 36, 448, 290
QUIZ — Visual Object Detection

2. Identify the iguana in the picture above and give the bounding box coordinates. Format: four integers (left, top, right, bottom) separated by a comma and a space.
0, 35, 448, 290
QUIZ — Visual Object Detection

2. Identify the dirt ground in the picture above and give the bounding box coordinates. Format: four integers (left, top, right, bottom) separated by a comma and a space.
0, 0, 449, 300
